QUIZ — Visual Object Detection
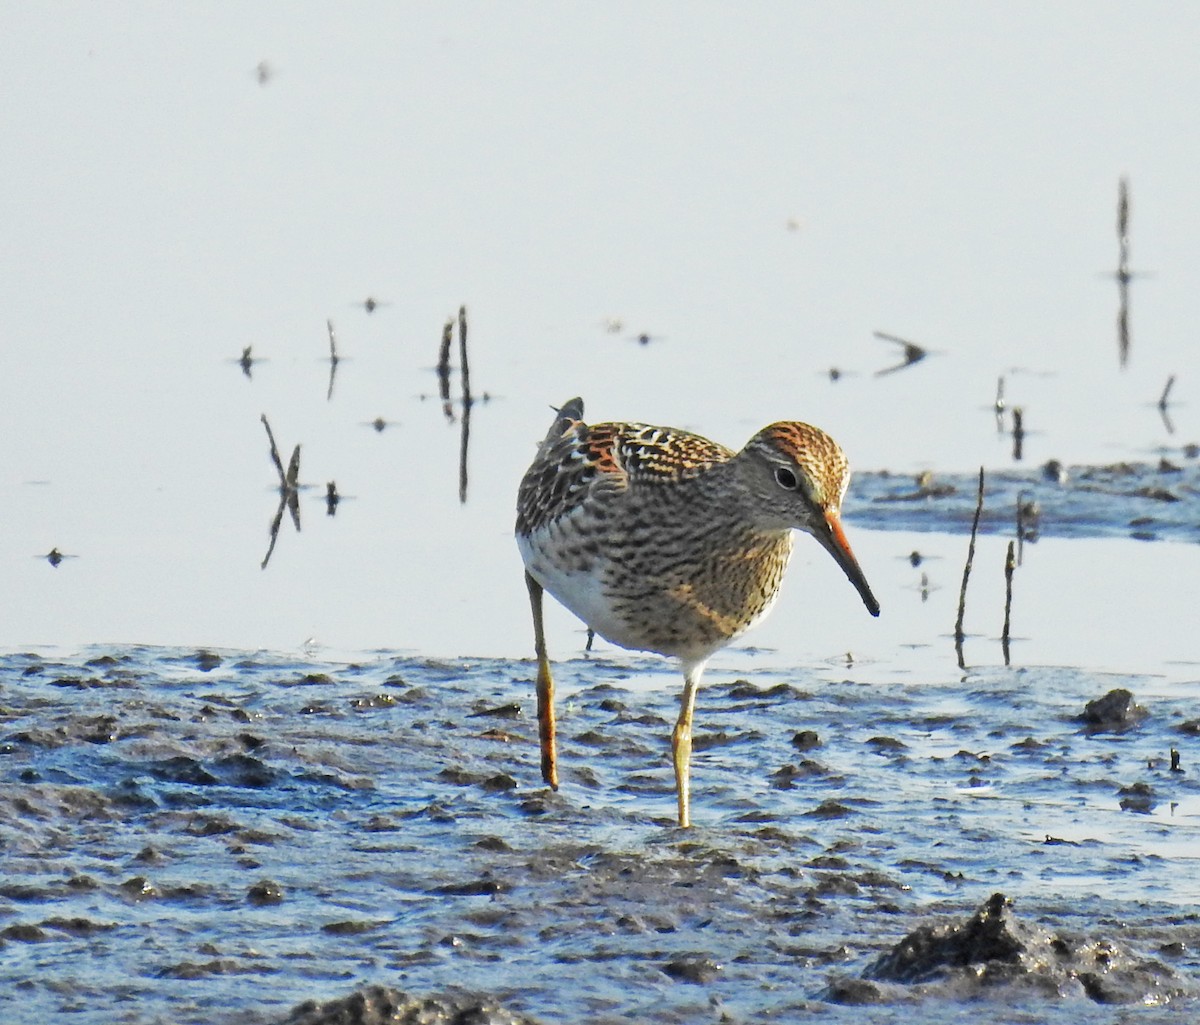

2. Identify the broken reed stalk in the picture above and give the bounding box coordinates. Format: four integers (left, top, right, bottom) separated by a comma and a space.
1015, 493, 1025, 566
1011, 408, 1024, 461
260, 413, 285, 483
458, 305, 472, 408
456, 305, 473, 503
458, 384, 471, 504
258, 414, 301, 571
1117, 291, 1130, 368
954, 467, 986, 668
1001, 540, 1016, 667
1159, 374, 1175, 410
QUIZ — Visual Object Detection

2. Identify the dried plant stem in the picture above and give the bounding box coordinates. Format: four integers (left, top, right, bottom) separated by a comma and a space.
458, 305, 472, 408
1159, 375, 1175, 410
1001, 540, 1016, 666
1011, 408, 1024, 461
458, 388, 471, 505
457, 306, 472, 503
954, 467, 985, 667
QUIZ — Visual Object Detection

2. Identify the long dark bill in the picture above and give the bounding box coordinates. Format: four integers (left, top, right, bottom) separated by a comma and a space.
818, 512, 881, 617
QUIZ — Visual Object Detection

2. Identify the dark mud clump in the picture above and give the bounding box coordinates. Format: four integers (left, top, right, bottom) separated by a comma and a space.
279, 985, 543, 1025
1081, 688, 1147, 732
827, 892, 1187, 1005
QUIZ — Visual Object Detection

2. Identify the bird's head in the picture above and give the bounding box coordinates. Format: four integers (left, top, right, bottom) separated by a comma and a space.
736, 422, 880, 617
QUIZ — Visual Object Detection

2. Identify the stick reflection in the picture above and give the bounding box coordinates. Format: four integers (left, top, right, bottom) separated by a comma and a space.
260, 414, 301, 570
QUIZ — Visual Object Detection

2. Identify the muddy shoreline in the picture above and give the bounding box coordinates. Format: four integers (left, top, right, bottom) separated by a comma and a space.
0, 646, 1197, 1023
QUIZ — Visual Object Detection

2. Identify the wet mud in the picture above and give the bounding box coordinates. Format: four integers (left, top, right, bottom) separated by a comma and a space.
849, 458, 1200, 543
840, 891, 1186, 1005
1, 646, 1198, 1023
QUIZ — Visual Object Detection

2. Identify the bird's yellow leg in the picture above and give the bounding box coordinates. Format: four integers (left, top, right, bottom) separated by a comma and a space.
525, 571, 559, 790
672, 662, 705, 828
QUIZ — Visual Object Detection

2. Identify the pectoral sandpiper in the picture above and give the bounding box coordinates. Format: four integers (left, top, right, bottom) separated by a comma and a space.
515, 398, 879, 827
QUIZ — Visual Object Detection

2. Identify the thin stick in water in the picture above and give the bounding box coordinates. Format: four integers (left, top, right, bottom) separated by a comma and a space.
1159, 375, 1176, 410
1015, 491, 1026, 566
458, 305, 472, 408
954, 467, 985, 668
1001, 540, 1016, 666
458, 382, 471, 504
457, 306, 473, 503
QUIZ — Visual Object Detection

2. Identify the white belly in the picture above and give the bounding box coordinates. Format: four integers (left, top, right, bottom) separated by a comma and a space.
516, 535, 645, 652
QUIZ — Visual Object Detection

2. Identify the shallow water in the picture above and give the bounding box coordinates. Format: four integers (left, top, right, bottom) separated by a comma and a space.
848, 456, 1200, 544
2, 640, 1198, 1023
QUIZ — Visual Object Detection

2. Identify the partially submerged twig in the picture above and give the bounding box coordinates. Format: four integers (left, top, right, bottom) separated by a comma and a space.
458, 378, 472, 504
458, 306, 472, 503
1159, 375, 1177, 435
458, 305, 472, 409
457, 306, 476, 504
1117, 296, 1131, 369
873, 330, 933, 376
325, 319, 341, 401
260, 414, 301, 569
1159, 375, 1176, 410
1011, 407, 1025, 461
954, 467, 986, 668
262, 413, 285, 482
1001, 540, 1016, 667
1113, 176, 1141, 368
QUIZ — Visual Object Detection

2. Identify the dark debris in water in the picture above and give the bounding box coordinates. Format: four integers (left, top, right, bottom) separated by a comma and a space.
280, 986, 543, 1025
1081, 688, 1148, 732
842, 892, 1189, 1005
847, 462, 1200, 542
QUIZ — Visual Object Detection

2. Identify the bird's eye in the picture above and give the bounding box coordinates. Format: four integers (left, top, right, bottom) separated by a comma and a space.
774, 467, 799, 490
